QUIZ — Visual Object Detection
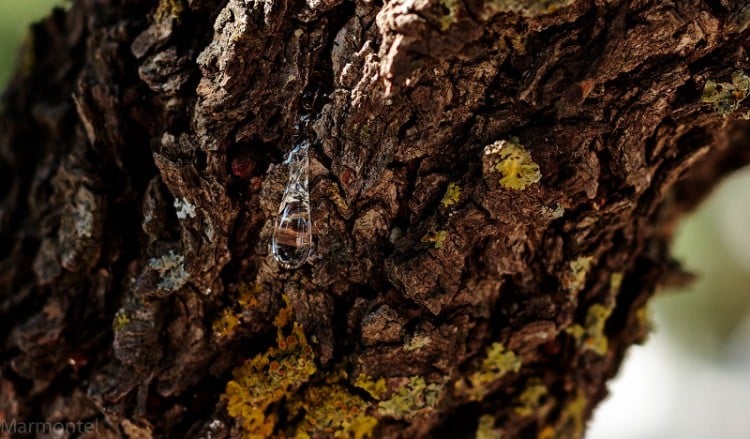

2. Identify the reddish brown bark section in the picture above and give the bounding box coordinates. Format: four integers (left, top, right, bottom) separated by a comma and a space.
1, 0, 749, 437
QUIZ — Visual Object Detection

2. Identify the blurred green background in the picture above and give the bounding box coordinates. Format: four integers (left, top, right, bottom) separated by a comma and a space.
0, 0, 62, 86
2, 2, 750, 438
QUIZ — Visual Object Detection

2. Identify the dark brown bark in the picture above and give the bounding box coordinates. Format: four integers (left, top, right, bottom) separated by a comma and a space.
1, 0, 749, 438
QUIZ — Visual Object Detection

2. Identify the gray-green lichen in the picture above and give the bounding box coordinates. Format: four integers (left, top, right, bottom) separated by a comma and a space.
148, 250, 189, 290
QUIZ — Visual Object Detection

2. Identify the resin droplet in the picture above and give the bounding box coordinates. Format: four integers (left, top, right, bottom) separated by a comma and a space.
272, 141, 312, 269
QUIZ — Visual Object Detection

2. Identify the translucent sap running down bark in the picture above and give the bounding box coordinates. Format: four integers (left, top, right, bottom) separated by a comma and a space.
272, 140, 312, 269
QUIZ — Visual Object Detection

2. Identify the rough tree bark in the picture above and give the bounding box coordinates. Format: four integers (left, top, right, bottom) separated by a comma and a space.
1, 0, 749, 438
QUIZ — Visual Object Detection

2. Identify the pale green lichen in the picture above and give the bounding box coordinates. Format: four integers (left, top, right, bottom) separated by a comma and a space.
113, 309, 130, 331
702, 71, 750, 116
441, 182, 462, 208
455, 343, 522, 400
476, 414, 503, 439
483, 138, 542, 190
422, 230, 448, 249
377, 376, 443, 419
514, 378, 548, 417
562, 256, 594, 295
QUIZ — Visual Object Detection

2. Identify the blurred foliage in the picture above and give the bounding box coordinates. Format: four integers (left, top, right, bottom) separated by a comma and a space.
0, 0, 61, 87
657, 167, 750, 358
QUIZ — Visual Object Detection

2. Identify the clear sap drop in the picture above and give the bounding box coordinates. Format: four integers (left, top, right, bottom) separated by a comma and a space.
272, 141, 312, 269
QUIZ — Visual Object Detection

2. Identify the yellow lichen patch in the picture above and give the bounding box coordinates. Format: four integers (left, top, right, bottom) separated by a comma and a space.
404, 334, 432, 352
237, 283, 262, 309
213, 308, 240, 338
566, 303, 613, 356
564, 323, 585, 342
537, 425, 555, 439
113, 309, 130, 331
483, 138, 541, 190
557, 392, 588, 439
289, 383, 377, 439
354, 374, 388, 400
476, 414, 503, 439
635, 303, 650, 331
514, 379, 548, 417
274, 295, 294, 329
609, 272, 623, 295
481, 0, 574, 19
437, 0, 460, 30
212, 284, 263, 338
155, 0, 184, 22
702, 71, 750, 116
327, 184, 351, 215
422, 230, 448, 249
223, 322, 317, 438
562, 256, 594, 295
582, 304, 612, 355
441, 182, 462, 208
377, 376, 443, 419
455, 343, 522, 400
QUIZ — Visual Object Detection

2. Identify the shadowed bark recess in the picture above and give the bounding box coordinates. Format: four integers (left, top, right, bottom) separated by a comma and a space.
1, 0, 750, 437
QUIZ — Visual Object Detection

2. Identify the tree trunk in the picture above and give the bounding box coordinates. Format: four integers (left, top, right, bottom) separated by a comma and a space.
1, 0, 749, 437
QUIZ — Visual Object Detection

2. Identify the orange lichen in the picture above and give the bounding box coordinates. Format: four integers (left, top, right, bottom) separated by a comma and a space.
289, 383, 377, 438
213, 308, 240, 338
223, 320, 316, 438
212, 284, 264, 338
